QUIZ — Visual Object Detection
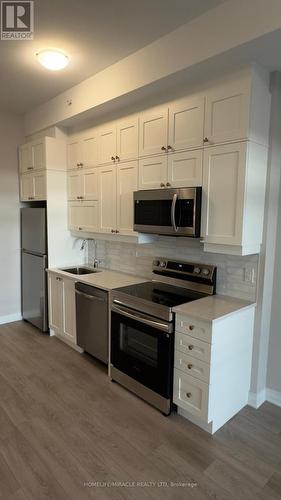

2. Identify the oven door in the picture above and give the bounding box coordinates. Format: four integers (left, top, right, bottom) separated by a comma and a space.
134, 187, 201, 237
111, 304, 174, 399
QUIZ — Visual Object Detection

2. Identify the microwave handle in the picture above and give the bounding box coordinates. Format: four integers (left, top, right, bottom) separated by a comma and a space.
171, 193, 179, 232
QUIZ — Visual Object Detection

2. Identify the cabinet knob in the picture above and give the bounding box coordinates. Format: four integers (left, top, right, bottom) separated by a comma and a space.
27, 167, 33, 170
186, 392, 192, 399
78, 227, 82, 230
203, 137, 209, 143
160, 182, 165, 187
167, 145, 173, 151
80, 163, 84, 167
188, 345, 194, 351
166, 182, 171, 187
115, 230, 119, 234
115, 156, 120, 162
189, 325, 195, 331
111, 229, 115, 233
187, 364, 193, 370
161, 146, 167, 152
111, 156, 115, 162
76, 163, 80, 167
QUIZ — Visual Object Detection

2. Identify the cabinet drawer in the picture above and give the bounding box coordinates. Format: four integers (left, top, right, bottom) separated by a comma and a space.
176, 314, 211, 343
173, 369, 209, 421
175, 332, 211, 363
174, 350, 210, 383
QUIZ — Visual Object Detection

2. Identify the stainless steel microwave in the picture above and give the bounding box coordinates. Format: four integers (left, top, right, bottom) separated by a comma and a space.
133, 187, 202, 237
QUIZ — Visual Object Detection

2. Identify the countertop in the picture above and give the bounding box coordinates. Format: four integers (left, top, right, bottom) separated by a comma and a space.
173, 294, 255, 322
47, 266, 147, 291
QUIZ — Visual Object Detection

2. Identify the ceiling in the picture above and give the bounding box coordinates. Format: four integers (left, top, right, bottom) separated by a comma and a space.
0, 0, 225, 114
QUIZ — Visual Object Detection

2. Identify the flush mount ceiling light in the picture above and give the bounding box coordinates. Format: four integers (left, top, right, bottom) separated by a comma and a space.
36, 49, 69, 71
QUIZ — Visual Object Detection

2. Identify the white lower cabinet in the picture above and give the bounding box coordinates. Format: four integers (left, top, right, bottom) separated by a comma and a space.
48, 272, 77, 346
173, 306, 255, 434
20, 171, 46, 201
68, 201, 99, 233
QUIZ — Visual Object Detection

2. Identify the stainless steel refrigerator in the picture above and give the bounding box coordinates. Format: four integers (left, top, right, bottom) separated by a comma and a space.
21, 207, 48, 332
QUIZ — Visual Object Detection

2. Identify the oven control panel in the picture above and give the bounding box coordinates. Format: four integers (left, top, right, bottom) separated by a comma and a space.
152, 258, 215, 280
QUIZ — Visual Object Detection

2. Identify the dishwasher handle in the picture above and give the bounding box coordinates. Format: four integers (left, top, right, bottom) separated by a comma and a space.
75, 289, 106, 303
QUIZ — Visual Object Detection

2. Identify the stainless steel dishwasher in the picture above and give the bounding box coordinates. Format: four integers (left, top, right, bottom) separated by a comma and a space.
75, 282, 108, 364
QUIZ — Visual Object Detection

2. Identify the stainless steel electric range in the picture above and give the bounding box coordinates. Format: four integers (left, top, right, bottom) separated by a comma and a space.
110, 258, 216, 415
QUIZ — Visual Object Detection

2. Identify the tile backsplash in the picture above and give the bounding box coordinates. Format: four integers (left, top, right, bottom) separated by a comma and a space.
88, 237, 258, 301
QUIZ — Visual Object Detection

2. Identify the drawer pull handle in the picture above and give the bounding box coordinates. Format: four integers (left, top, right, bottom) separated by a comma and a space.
186, 392, 192, 399
189, 325, 195, 331
187, 364, 193, 370
188, 345, 194, 351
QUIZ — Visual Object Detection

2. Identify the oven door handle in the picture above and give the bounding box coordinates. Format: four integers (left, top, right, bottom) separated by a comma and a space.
111, 304, 172, 333
171, 193, 179, 233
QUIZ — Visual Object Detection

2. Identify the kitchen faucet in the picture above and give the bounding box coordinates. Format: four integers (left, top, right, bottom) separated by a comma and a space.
80, 239, 87, 251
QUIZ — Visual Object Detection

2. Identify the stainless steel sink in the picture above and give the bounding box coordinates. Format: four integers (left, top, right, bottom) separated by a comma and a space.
61, 267, 101, 275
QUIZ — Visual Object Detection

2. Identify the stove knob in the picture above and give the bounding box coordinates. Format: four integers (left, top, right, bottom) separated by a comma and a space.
202, 268, 210, 276
160, 261, 166, 268
153, 260, 160, 267
194, 267, 201, 274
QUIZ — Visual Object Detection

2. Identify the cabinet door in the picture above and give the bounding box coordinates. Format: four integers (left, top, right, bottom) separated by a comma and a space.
62, 278, 76, 343
20, 173, 33, 201
98, 125, 116, 165
48, 273, 63, 334
138, 156, 168, 190
139, 106, 168, 157
33, 172, 46, 200
81, 168, 98, 200
202, 143, 246, 245
168, 150, 203, 188
204, 86, 249, 145
31, 140, 45, 170
81, 132, 99, 168
67, 138, 81, 170
67, 171, 82, 201
168, 96, 204, 151
116, 117, 139, 162
19, 144, 32, 173
116, 161, 138, 235
68, 201, 99, 233
98, 166, 117, 232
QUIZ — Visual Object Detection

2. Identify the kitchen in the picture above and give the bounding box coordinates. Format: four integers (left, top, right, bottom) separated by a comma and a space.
1, 1, 281, 498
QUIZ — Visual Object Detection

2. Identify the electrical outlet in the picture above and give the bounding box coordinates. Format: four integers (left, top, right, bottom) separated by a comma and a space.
244, 266, 256, 284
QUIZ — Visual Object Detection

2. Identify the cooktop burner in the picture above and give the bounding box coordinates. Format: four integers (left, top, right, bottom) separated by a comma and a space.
114, 281, 207, 308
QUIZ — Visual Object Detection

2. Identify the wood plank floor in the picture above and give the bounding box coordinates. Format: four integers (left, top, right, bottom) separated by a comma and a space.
0, 321, 281, 500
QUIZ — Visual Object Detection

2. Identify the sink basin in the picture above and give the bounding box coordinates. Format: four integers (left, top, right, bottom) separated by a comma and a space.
61, 267, 101, 275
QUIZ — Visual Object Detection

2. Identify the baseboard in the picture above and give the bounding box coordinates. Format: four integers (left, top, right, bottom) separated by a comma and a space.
266, 389, 281, 407
248, 389, 266, 408
0, 313, 22, 325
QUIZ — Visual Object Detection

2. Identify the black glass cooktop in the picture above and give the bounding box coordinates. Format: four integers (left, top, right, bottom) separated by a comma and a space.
115, 281, 207, 309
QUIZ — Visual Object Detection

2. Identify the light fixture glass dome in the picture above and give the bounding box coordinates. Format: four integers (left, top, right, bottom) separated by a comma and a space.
36, 49, 69, 71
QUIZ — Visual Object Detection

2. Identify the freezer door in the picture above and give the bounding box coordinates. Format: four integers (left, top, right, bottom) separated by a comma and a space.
22, 252, 48, 332
21, 207, 47, 254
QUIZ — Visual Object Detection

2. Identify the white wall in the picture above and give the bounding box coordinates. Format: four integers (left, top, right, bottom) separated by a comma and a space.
0, 112, 24, 324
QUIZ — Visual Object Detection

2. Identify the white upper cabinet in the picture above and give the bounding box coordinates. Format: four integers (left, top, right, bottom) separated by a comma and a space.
20, 173, 33, 201
204, 85, 250, 145
98, 165, 117, 233
31, 140, 45, 170
116, 161, 138, 235
67, 171, 81, 200
20, 137, 67, 174
138, 155, 168, 190
81, 132, 99, 168
67, 138, 81, 170
202, 141, 268, 255
168, 150, 203, 188
20, 171, 46, 201
116, 117, 139, 162
68, 201, 99, 233
168, 96, 204, 151
139, 106, 168, 157
98, 124, 117, 165
68, 168, 98, 201
19, 143, 32, 173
